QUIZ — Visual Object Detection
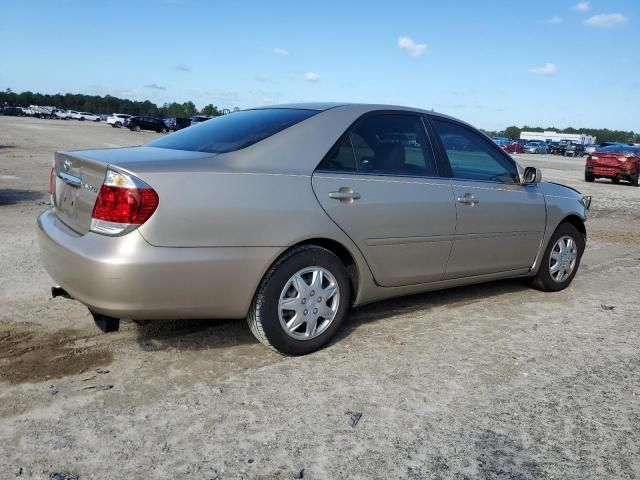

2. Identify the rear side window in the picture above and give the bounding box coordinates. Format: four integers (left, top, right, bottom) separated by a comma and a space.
431, 119, 518, 183
148, 108, 318, 153
317, 113, 438, 177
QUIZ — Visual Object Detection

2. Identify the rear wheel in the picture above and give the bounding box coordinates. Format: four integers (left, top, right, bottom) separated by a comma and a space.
160, 127, 168, 133
584, 171, 594, 182
612, 178, 620, 184
115, 121, 122, 128
247, 245, 351, 355
631, 173, 639, 187
529, 223, 585, 292
134, 125, 141, 132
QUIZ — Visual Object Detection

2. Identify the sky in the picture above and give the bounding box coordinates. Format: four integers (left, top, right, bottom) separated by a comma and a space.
0, 0, 638, 131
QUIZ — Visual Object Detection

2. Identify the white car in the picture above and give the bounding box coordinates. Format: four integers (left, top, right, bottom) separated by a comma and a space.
77, 112, 100, 122
107, 113, 132, 128
53, 109, 70, 119
68, 110, 81, 120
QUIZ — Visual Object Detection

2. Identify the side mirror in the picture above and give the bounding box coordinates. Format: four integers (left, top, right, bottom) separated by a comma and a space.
522, 166, 542, 184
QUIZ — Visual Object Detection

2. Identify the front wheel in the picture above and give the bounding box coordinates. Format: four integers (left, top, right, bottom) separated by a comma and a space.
247, 245, 351, 355
160, 127, 168, 133
134, 125, 141, 132
529, 223, 585, 292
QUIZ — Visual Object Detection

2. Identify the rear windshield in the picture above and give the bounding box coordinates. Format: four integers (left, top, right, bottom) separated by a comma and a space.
596, 145, 640, 154
148, 108, 318, 153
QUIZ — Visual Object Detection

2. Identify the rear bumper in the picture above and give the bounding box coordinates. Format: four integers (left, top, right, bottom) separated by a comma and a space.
586, 163, 637, 178
37, 209, 282, 320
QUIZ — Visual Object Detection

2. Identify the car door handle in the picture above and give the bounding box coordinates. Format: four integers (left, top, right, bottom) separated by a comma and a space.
456, 193, 479, 206
329, 188, 361, 203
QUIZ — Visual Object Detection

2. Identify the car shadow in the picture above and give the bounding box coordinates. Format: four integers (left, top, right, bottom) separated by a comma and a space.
332, 278, 530, 344
133, 278, 530, 352
0, 188, 46, 205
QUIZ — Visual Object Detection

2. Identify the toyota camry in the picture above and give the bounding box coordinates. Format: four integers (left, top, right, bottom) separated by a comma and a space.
38, 103, 591, 355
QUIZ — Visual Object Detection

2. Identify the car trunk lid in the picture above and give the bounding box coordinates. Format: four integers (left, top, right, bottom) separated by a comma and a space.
52, 147, 217, 235
53, 151, 108, 234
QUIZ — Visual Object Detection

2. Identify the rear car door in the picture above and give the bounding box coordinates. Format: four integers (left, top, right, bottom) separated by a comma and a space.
312, 112, 457, 287
427, 116, 546, 278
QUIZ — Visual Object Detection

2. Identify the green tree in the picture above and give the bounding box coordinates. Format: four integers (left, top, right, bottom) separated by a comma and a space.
200, 104, 220, 116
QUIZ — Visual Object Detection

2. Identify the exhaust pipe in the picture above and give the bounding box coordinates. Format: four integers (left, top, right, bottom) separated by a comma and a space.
51, 286, 72, 299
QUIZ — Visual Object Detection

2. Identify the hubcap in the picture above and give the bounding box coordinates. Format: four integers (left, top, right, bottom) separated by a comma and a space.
278, 267, 340, 340
549, 235, 578, 283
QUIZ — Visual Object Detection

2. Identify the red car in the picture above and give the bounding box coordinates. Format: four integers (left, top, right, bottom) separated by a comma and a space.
585, 145, 640, 186
504, 142, 524, 154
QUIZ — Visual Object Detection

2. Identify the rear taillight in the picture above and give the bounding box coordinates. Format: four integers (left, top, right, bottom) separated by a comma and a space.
90, 168, 159, 236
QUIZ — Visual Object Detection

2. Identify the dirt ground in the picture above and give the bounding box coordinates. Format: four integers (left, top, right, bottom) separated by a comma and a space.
0, 116, 639, 479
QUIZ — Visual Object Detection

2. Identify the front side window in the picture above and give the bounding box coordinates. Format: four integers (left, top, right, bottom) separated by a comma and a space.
148, 108, 318, 153
349, 114, 437, 176
431, 119, 518, 183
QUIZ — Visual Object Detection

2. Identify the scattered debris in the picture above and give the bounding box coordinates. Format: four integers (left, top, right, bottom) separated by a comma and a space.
50, 473, 79, 480
600, 304, 615, 311
80, 384, 113, 392
211, 386, 223, 397
48, 385, 58, 396
345, 411, 363, 428
96, 367, 110, 374
293, 467, 305, 479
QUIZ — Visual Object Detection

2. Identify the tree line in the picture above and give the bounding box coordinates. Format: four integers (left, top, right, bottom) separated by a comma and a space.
483, 125, 640, 145
1, 88, 230, 119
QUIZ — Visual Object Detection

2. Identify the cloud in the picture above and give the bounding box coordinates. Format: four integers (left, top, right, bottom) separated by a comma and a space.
143, 83, 166, 90
273, 48, 289, 56
116, 88, 139, 97
548, 15, 563, 24
397, 36, 427, 57
572, 1, 590, 12
304, 72, 320, 82
530, 63, 558, 76
174, 64, 192, 72
584, 13, 628, 28
253, 75, 270, 83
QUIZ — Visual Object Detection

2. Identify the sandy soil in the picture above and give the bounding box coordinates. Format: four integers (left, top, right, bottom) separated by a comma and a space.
0, 116, 639, 479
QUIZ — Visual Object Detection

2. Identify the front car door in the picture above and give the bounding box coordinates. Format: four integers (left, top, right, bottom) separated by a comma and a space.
427, 116, 546, 278
312, 112, 457, 287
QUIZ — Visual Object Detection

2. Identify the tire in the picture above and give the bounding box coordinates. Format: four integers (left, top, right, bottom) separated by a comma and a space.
134, 125, 141, 132
115, 121, 122, 128
612, 178, 620, 184
631, 173, 639, 187
111, 123, 117, 128
91, 311, 120, 333
247, 245, 351, 355
79, 117, 85, 121
529, 222, 585, 292
584, 171, 595, 182
160, 127, 168, 133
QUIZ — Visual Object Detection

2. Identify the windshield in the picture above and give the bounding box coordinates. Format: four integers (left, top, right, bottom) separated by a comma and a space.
148, 108, 319, 153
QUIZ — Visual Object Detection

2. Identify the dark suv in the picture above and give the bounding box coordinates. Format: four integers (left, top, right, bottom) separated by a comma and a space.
164, 117, 191, 131
126, 116, 168, 133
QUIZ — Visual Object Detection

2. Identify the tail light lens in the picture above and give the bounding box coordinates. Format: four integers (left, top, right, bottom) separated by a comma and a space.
90, 168, 159, 236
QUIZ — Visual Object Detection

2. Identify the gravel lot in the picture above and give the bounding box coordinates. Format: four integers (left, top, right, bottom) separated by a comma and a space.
1, 116, 639, 479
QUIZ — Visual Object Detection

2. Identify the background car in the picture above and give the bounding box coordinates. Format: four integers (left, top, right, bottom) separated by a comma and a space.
164, 117, 191, 131
107, 113, 132, 128
2, 106, 24, 116
78, 112, 100, 121
190, 115, 214, 125
564, 142, 585, 157
584, 144, 599, 155
53, 109, 70, 119
126, 116, 168, 133
505, 142, 524, 154
68, 110, 81, 119
585, 145, 640, 186
524, 141, 548, 154
38, 103, 590, 355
